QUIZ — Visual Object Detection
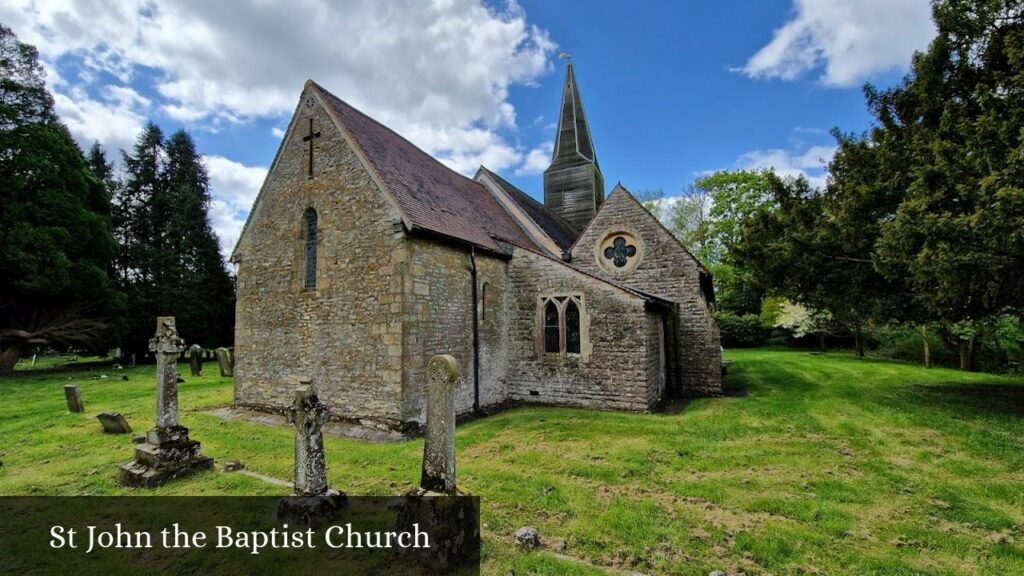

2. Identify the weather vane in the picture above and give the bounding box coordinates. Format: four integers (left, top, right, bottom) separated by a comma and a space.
558, 52, 572, 61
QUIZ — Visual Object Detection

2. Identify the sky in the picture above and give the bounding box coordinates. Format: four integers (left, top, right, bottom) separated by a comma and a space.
0, 0, 937, 257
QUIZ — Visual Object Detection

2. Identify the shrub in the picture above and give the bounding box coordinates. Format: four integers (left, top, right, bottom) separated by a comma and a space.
715, 311, 770, 348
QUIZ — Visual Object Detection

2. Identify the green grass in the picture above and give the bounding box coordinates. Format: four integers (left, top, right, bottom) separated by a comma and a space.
1, 350, 1023, 575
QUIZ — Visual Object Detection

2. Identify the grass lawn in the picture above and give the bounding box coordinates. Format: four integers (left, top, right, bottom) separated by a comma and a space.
1, 349, 1022, 575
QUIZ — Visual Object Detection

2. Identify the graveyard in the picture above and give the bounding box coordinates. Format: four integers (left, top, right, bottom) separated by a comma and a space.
1, 349, 1022, 575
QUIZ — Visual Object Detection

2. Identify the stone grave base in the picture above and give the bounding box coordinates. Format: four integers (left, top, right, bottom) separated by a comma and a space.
119, 425, 214, 488
275, 491, 348, 529
395, 489, 480, 572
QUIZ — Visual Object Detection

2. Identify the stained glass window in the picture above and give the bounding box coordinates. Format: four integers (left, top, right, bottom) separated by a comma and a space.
304, 208, 317, 289
603, 236, 637, 268
565, 301, 581, 354
544, 301, 560, 353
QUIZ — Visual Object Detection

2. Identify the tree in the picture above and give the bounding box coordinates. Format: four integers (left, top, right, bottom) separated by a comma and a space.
113, 123, 166, 357
692, 170, 778, 316
865, 0, 1023, 369
112, 126, 235, 356
0, 25, 120, 373
162, 130, 235, 349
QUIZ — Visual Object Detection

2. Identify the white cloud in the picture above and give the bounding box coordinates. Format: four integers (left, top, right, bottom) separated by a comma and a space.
514, 140, 552, 176
52, 86, 149, 154
204, 155, 268, 257
740, 0, 935, 87
736, 144, 836, 189
2, 0, 556, 174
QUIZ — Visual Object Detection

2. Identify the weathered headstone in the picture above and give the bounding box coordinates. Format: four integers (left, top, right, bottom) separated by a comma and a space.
396, 355, 479, 571
215, 347, 233, 377
276, 382, 346, 527
97, 412, 132, 434
421, 355, 458, 493
119, 317, 213, 488
64, 385, 84, 413
188, 344, 203, 377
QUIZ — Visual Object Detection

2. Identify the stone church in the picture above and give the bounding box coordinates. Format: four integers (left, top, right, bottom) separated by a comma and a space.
231, 64, 721, 430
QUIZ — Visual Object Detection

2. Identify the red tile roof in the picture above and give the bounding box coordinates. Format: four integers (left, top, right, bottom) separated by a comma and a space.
313, 82, 537, 254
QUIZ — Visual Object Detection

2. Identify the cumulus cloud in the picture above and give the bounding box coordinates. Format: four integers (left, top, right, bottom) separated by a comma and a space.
204, 155, 268, 257
514, 141, 553, 176
739, 0, 935, 87
2, 0, 555, 172
736, 144, 836, 189
52, 85, 149, 154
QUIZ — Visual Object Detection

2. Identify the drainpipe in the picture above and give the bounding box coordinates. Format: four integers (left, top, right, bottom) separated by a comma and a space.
469, 246, 480, 413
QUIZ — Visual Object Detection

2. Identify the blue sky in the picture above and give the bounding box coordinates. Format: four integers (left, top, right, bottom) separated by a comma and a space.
1, 0, 936, 255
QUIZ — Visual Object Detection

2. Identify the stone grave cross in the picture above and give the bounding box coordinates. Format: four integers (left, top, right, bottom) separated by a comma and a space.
287, 381, 331, 496
150, 316, 184, 428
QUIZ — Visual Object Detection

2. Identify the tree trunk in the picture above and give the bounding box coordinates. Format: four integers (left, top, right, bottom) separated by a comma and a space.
853, 325, 865, 359
818, 332, 826, 352
0, 345, 25, 375
957, 338, 977, 371
920, 325, 931, 368
969, 331, 983, 372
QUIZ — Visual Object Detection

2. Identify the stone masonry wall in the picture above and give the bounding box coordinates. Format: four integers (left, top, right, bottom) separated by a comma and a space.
569, 186, 722, 396
505, 248, 660, 411
233, 88, 408, 423
400, 239, 508, 424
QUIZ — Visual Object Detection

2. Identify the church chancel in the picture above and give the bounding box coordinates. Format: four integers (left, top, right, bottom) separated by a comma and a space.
231, 64, 722, 430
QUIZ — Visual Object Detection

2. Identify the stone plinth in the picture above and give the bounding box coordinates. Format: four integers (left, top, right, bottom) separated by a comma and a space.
119, 425, 213, 488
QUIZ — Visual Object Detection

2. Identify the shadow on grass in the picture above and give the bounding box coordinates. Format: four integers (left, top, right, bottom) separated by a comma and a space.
908, 382, 1024, 417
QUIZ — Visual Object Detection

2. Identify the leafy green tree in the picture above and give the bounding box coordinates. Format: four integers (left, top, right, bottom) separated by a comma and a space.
0, 25, 120, 373
864, 0, 1022, 368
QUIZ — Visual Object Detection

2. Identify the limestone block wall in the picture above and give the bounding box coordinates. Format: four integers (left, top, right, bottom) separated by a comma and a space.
570, 188, 722, 396
233, 91, 407, 423
504, 249, 659, 411
400, 239, 508, 424
645, 311, 666, 407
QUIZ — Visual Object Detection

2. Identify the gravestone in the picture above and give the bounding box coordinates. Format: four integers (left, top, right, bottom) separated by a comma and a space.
64, 385, 84, 413
215, 347, 233, 377
421, 355, 458, 493
119, 317, 214, 488
188, 344, 203, 377
396, 355, 479, 571
97, 412, 132, 434
276, 382, 346, 528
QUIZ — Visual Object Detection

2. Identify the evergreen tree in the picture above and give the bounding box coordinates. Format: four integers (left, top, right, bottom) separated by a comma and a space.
114, 123, 166, 357
0, 25, 120, 373
162, 130, 235, 348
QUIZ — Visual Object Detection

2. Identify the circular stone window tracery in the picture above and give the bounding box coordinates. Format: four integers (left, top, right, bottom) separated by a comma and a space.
597, 231, 643, 274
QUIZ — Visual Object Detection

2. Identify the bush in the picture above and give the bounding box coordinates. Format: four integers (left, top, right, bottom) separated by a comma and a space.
715, 311, 770, 348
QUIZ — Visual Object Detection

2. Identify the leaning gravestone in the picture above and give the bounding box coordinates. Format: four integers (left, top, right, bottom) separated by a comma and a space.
119, 317, 214, 488
396, 355, 479, 571
64, 385, 84, 413
188, 344, 203, 377
215, 347, 233, 377
276, 382, 346, 527
97, 412, 132, 434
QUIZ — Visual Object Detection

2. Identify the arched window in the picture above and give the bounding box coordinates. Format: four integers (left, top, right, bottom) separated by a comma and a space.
303, 208, 318, 289
544, 301, 560, 353
540, 295, 586, 356
564, 301, 581, 354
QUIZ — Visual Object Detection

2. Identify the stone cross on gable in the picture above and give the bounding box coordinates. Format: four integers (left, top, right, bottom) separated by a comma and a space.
421, 355, 459, 494
287, 381, 331, 496
303, 118, 321, 178
149, 316, 185, 429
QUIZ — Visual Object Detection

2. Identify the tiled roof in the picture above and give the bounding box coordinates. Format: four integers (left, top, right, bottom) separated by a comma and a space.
477, 167, 579, 252
312, 82, 537, 254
